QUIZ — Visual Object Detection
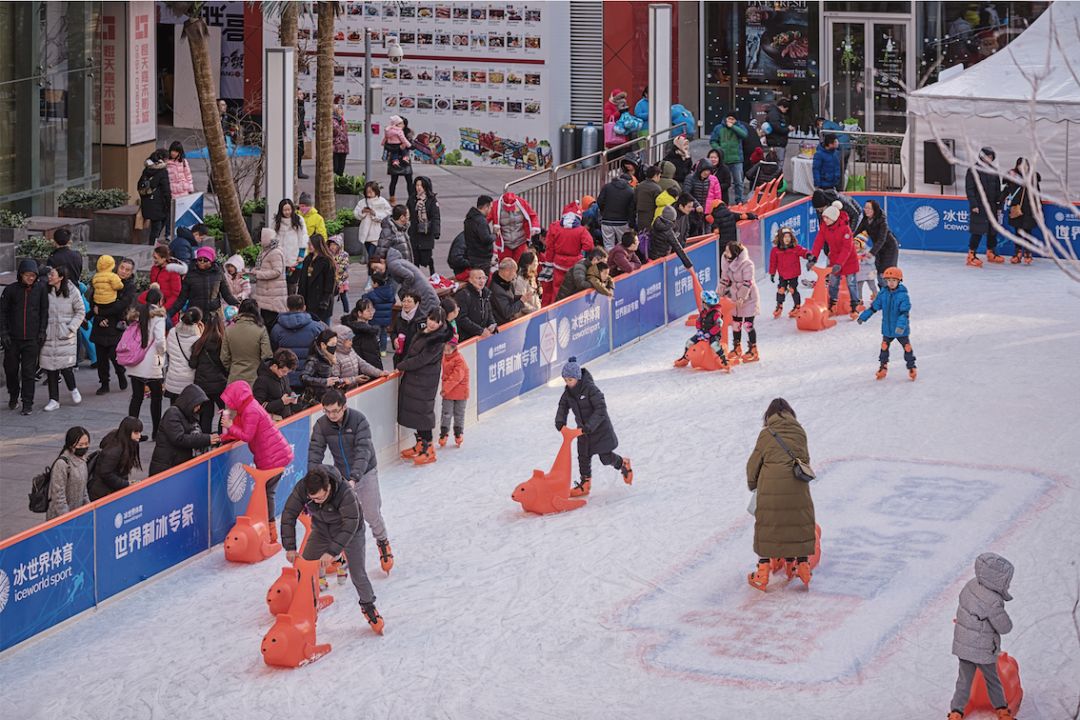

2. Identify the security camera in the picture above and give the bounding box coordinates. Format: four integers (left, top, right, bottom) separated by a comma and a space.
387, 37, 404, 65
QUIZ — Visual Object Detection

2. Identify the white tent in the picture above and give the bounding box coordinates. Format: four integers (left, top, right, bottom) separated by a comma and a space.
904, 2, 1080, 199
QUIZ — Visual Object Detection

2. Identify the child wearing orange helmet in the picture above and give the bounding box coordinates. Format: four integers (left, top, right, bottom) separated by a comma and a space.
857, 266, 917, 381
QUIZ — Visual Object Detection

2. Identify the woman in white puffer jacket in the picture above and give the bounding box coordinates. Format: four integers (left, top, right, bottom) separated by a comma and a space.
164, 307, 204, 399
354, 180, 393, 258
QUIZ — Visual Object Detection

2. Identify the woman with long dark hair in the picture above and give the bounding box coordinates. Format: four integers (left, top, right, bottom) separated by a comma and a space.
89, 416, 144, 501
273, 198, 309, 291
47, 426, 91, 519
407, 176, 441, 276
397, 307, 453, 465
91, 257, 137, 395
41, 266, 85, 412
353, 181, 392, 260
851, 199, 899, 287
1004, 156, 1042, 264
164, 307, 203, 401
166, 140, 195, 196
189, 310, 228, 432
298, 233, 336, 323
121, 287, 167, 440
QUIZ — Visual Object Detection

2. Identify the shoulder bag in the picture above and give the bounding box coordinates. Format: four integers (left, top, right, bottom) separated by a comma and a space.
767, 428, 816, 483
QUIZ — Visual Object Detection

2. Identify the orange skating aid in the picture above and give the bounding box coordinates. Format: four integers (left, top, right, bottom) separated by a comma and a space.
796, 267, 838, 332
686, 341, 731, 372
261, 558, 332, 668
512, 426, 587, 515
266, 514, 335, 616
684, 271, 705, 327
224, 465, 284, 564
964, 653, 1023, 718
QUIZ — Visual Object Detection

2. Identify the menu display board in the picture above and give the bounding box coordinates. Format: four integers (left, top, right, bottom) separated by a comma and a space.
740, 1, 814, 83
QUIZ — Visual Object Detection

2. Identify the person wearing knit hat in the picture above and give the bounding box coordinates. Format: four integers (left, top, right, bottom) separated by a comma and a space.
808, 200, 862, 318
555, 356, 633, 497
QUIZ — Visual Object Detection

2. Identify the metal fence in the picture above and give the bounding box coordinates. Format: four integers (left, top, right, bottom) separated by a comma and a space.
840, 130, 906, 192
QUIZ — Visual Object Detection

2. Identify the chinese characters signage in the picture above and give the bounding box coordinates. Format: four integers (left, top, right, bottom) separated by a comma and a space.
99, 2, 156, 145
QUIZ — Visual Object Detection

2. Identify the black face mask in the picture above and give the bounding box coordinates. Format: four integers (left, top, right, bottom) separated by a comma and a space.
73, 447, 89, 457
326, 344, 338, 352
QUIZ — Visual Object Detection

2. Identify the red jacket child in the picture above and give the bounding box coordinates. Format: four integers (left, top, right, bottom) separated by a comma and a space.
220, 381, 294, 470
811, 205, 858, 275
542, 209, 594, 306
441, 343, 469, 401
769, 242, 809, 280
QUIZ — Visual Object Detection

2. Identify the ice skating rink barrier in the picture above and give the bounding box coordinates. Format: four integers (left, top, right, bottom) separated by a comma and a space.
2, 192, 1078, 653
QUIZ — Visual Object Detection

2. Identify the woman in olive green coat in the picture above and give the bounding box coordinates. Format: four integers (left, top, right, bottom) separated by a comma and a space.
222, 299, 272, 386
746, 398, 815, 590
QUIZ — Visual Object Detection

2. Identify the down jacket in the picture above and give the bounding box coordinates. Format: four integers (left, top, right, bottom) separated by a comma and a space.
253, 359, 294, 420
952, 553, 1014, 665
719, 246, 761, 317
122, 307, 167, 380
148, 384, 212, 475
252, 242, 289, 315
280, 465, 360, 556
441, 350, 469, 401
453, 284, 494, 341
40, 282, 85, 372
768, 244, 809, 281
385, 248, 439, 319
555, 368, 618, 455
811, 210, 858, 276
852, 212, 899, 275
556, 259, 592, 301
396, 322, 453, 431
746, 411, 815, 558
354, 195, 393, 250
220, 380, 294, 470
167, 262, 239, 318
46, 450, 89, 520
139, 260, 188, 313
308, 407, 376, 481
858, 282, 911, 338
164, 321, 201, 395
270, 311, 326, 390
222, 314, 272, 385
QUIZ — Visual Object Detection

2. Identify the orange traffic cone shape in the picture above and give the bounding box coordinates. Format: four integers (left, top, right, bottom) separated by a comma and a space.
266, 514, 336, 616
224, 465, 284, 564
964, 653, 1023, 718
796, 267, 838, 332
261, 558, 333, 668
511, 426, 588, 515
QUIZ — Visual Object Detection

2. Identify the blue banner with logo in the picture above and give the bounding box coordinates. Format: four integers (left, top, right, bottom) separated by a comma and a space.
554, 290, 612, 365
612, 262, 665, 349
173, 192, 205, 234
208, 416, 309, 545
761, 200, 809, 264
94, 465, 210, 601
0, 510, 95, 651
883, 195, 970, 252
665, 238, 720, 322
1038, 203, 1080, 257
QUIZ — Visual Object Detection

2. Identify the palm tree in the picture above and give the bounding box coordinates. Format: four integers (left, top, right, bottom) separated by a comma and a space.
169, 3, 252, 249
315, 1, 338, 216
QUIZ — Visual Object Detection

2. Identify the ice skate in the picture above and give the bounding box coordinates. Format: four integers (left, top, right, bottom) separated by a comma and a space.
673, 354, 689, 368
1011, 252, 1022, 264
570, 478, 591, 497
849, 311, 860, 320
742, 345, 759, 363
413, 442, 437, 465
728, 346, 743, 363
794, 561, 812, 586
986, 250, 1005, 263
995, 708, 1014, 720
1023, 252, 1033, 265
909, 367, 918, 381
772, 304, 783, 319
377, 539, 394, 574
620, 458, 633, 485
361, 602, 385, 635
770, 559, 787, 574
454, 434, 463, 447
947, 712, 963, 720
747, 561, 770, 591
438, 433, 448, 448
966, 251, 983, 267
400, 439, 423, 459
875, 364, 888, 380
788, 304, 801, 318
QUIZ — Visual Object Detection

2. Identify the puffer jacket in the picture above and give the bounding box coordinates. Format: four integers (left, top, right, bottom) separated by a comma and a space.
223, 255, 250, 301
658, 161, 681, 195
138, 161, 172, 221
453, 283, 494, 340
46, 450, 89, 520
441, 349, 469, 401
40, 281, 85, 372
812, 142, 842, 189
378, 216, 412, 261
220, 380, 294, 470
965, 167, 1003, 235
858, 282, 911, 338
252, 358, 293, 419
952, 553, 1014, 665
463, 206, 496, 269
139, 260, 188, 312
556, 259, 592, 301
649, 206, 680, 261
270, 311, 327, 390
166, 157, 194, 196
683, 161, 715, 211
606, 243, 641, 277
361, 283, 396, 329
396, 322, 453, 431
596, 176, 635, 223
297, 253, 336, 318
167, 262, 239, 317
222, 314, 271, 385
190, 336, 228, 399
555, 368, 618, 455
308, 407, 376, 481
385, 247, 439, 319
164, 321, 201, 395
273, 217, 309, 269
91, 255, 124, 305
301, 207, 328, 245
300, 348, 339, 403
280, 465, 359, 555
719, 246, 760, 317
769, 244, 809, 281
746, 411, 815, 558
148, 384, 212, 475
634, 179, 662, 232
252, 243, 288, 314
852, 213, 899, 275
811, 211, 858, 276
354, 195, 393, 248
122, 307, 167, 379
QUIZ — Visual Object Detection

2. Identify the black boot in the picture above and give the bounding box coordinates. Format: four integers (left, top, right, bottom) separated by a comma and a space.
116, 368, 128, 391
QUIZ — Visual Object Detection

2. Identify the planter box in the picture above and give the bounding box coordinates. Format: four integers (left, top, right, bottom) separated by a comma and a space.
26, 216, 92, 246
342, 225, 365, 259
244, 212, 266, 237
0, 228, 26, 275
94, 205, 144, 244
336, 194, 360, 213
58, 206, 96, 240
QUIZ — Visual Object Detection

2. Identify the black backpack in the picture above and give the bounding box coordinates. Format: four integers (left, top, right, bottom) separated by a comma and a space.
137, 173, 154, 197
28, 452, 97, 513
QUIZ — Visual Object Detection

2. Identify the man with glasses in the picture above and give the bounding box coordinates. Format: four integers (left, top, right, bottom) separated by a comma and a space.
167, 245, 240, 318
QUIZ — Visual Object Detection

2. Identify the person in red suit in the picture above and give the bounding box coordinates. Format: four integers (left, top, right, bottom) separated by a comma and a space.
808, 201, 860, 318
541, 204, 594, 306
488, 191, 539, 263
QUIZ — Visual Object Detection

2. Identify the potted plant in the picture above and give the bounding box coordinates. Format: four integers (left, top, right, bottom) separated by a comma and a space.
336, 208, 365, 259
204, 213, 228, 254
58, 187, 131, 243
334, 173, 365, 212
14, 235, 53, 271
241, 197, 267, 236
0, 208, 29, 248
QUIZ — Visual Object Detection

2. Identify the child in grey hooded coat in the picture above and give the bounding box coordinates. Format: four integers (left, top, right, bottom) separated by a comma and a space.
948, 552, 1015, 719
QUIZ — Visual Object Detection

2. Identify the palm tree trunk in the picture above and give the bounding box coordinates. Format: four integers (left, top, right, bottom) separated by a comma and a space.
184, 16, 251, 249
315, 2, 336, 218
278, 2, 300, 198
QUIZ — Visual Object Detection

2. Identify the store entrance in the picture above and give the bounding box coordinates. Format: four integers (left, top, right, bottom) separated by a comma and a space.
824, 15, 913, 133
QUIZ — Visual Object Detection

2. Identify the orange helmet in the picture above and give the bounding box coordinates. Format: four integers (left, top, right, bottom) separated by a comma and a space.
882, 267, 903, 281
581, 194, 596, 211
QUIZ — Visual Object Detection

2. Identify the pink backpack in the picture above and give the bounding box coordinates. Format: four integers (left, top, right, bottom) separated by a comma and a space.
116, 322, 151, 367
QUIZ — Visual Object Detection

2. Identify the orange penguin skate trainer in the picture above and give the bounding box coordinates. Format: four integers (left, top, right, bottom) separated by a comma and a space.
512, 426, 588, 514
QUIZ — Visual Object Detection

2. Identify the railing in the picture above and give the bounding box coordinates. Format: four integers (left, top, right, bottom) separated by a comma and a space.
504, 127, 680, 226
839, 130, 906, 192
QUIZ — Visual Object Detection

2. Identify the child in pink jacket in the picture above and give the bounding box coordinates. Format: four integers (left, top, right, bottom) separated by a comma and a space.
166, 141, 195, 196
220, 380, 294, 536
719, 240, 761, 362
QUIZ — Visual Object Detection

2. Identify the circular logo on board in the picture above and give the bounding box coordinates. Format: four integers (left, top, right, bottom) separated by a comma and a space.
227, 463, 250, 503
557, 317, 571, 349
113, 513, 123, 530
639, 288, 647, 305
487, 346, 494, 360
1055, 211, 1065, 222
0, 569, 10, 613
913, 205, 940, 231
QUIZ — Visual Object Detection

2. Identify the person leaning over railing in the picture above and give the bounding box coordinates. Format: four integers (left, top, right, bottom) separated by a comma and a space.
88, 416, 143, 501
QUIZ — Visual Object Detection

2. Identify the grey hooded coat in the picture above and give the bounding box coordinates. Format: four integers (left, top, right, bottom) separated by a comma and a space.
952, 552, 1014, 665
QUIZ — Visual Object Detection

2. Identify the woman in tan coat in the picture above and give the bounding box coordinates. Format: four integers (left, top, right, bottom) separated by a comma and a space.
746, 398, 815, 591
222, 299, 272, 386
252, 228, 289, 328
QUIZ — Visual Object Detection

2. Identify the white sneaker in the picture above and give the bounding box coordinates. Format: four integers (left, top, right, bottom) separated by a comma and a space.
70, 389, 82, 405
44, 399, 60, 412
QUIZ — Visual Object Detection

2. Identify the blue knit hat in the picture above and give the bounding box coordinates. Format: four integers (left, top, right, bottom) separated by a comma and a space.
561, 356, 582, 380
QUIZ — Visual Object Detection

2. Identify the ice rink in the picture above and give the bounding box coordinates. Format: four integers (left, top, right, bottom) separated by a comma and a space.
3, 253, 1079, 718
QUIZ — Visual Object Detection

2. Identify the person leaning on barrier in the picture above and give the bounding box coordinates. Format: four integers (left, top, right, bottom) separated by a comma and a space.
253, 348, 300, 420
148, 385, 220, 476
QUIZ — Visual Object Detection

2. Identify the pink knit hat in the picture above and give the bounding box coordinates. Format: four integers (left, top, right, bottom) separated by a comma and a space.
195, 246, 216, 261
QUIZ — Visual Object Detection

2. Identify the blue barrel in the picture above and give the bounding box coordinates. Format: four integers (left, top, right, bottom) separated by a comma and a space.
581, 122, 599, 166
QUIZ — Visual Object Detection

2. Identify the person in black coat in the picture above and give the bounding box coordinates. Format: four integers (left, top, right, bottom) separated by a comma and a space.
851, 199, 898, 282
1003, 157, 1042, 263
46, 228, 83, 284
711, 201, 757, 257
170, 224, 210, 266
446, 231, 469, 278
252, 350, 300, 419
297, 233, 337, 323
148, 385, 217, 475
341, 299, 384, 370
453, 268, 496, 340
396, 307, 453, 463
167, 247, 239, 318
464, 196, 496, 270
490, 258, 525, 325
138, 150, 173, 242
965, 146, 1005, 265
1, 259, 49, 413
555, 358, 633, 497
89, 416, 143, 501
89, 259, 136, 395
764, 99, 791, 163
407, 176, 441, 277
189, 312, 228, 432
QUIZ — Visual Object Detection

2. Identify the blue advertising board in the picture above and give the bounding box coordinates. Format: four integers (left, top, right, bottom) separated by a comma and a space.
665, 238, 719, 322
612, 262, 666, 349
883, 195, 970, 252
761, 200, 809, 266
1037, 203, 1080, 257
94, 465, 210, 601
208, 416, 309, 545
0, 510, 95, 651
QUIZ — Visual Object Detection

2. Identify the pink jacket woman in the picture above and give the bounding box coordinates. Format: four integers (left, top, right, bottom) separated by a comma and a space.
166, 157, 194, 196
720, 245, 761, 317
705, 174, 725, 215
220, 380, 294, 469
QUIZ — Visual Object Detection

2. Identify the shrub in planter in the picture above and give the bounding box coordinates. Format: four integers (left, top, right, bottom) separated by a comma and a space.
334, 174, 366, 212
15, 235, 54, 262
238, 244, 261, 268
336, 208, 365, 256
58, 188, 129, 211
0, 209, 29, 229
241, 198, 267, 216
242, 198, 267, 236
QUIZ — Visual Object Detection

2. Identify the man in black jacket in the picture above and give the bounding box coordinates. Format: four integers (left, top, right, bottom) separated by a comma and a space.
464, 195, 496, 271
765, 98, 791, 164
491, 258, 525, 325
308, 389, 393, 574
454, 267, 496, 340
596, 173, 635, 250
148, 385, 218, 475
167, 246, 239, 318
281, 465, 384, 633
965, 146, 1005, 266
711, 200, 757, 257
171, 224, 210, 266
1, 260, 49, 414
446, 231, 470, 279
46, 228, 83, 283
253, 349, 299, 419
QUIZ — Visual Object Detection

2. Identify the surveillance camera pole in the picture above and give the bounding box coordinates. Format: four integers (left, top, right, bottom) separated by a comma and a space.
364, 32, 372, 185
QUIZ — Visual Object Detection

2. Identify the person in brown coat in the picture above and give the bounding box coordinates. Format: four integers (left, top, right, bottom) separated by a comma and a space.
745, 398, 815, 591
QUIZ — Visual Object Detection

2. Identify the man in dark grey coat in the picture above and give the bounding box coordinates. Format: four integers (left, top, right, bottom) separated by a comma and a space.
281, 465, 384, 634
308, 389, 393, 573
965, 146, 1006, 265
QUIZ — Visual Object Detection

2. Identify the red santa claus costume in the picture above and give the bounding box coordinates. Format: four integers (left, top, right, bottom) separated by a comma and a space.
541, 202, 594, 306
488, 191, 540, 264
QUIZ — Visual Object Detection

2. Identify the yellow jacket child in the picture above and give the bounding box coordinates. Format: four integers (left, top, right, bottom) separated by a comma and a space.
91, 255, 124, 305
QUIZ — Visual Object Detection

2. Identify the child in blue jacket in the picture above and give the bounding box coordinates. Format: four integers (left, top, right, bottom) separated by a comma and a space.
857, 266, 916, 381
362, 271, 396, 353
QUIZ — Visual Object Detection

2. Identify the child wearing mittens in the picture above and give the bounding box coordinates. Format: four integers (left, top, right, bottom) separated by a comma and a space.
719, 241, 761, 362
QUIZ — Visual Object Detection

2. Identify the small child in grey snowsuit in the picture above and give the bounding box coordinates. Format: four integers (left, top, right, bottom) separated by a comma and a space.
948, 552, 1015, 719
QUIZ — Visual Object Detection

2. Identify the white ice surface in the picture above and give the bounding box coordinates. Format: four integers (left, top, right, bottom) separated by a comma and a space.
3, 254, 1080, 719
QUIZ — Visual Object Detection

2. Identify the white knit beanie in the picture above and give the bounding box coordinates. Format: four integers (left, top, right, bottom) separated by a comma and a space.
821, 200, 842, 225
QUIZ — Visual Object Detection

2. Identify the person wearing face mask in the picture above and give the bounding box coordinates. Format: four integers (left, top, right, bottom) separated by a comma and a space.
148, 384, 220, 476
46, 426, 92, 520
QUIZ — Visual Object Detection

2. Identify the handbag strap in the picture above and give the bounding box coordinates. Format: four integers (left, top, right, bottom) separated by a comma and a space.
767, 427, 801, 462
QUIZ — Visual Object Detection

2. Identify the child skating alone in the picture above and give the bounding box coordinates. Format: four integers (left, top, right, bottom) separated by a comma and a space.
439, 337, 469, 447
673, 291, 730, 373
857, 266, 916, 381
556, 357, 633, 497
719, 241, 761, 362
947, 553, 1016, 720
768, 226, 808, 318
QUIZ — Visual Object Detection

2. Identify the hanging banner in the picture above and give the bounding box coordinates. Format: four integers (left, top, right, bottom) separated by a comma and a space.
0, 510, 95, 652
100, 1, 156, 145
665, 238, 720, 323
612, 262, 665, 349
